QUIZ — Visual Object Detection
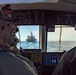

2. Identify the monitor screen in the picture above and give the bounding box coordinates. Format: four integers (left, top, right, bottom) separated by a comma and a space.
42, 53, 57, 66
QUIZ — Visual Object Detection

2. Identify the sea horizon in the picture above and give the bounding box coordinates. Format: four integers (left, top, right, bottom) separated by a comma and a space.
17, 41, 76, 52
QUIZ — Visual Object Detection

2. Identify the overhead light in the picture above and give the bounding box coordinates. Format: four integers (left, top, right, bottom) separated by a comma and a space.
45, 0, 58, 3
0, 0, 58, 4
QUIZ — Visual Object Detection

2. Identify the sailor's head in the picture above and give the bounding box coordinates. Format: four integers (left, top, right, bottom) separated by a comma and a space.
0, 20, 19, 49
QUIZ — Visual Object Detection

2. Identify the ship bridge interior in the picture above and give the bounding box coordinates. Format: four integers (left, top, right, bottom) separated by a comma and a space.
0, 0, 76, 75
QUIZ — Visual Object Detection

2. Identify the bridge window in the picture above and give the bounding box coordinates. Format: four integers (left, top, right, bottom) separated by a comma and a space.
16, 25, 39, 49
47, 25, 76, 52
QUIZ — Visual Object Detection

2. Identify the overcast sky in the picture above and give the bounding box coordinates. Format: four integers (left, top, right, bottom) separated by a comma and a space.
48, 27, 76, 41
16, 26, 39, 41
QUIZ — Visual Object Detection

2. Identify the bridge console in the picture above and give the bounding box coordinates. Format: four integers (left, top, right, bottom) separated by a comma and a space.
19, 49, 65, 75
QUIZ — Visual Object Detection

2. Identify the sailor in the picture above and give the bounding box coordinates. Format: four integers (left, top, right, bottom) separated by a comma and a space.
52, 46, 76, 75
0, 20, 38, 75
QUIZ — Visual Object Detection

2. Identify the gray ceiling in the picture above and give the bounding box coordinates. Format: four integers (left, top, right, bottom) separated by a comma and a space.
0, 0, 76, 13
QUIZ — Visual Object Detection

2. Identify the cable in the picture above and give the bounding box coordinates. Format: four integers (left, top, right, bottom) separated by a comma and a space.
62, 0, 76, 4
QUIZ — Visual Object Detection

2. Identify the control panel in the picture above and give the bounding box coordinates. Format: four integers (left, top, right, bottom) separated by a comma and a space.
42, 52, 64, 75
20, 49, 65, 75
42, 52, 64, 66
42, 53, 57, 66
24, 49, 42, 75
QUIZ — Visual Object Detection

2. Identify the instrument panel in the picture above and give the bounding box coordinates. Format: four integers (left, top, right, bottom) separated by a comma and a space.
42, 52, 64, 66
20, 49, 65, 75
42, 53, 57, 66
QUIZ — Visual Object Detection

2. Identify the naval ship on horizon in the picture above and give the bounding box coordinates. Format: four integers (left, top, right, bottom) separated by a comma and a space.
26, 32, 37, 43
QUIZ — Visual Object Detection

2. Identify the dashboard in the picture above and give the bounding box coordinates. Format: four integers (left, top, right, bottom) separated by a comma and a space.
42, 52, 64, 75
19, 49, 65, 75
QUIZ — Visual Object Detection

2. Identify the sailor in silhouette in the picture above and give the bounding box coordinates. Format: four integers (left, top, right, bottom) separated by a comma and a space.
0, 20, 38, 75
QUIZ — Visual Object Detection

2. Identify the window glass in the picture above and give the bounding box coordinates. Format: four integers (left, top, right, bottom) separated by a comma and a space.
47, 26, 76, 52
16, 25, 39, 49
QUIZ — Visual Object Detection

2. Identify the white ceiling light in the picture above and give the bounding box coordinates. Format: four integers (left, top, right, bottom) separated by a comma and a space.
0, 0, 58, 4
45, 0, 58, 3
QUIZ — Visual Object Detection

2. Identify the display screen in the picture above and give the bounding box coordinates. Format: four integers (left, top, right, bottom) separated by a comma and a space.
42, 53, 57, 66
51, 59, 57, 64
25, 49, 41, 63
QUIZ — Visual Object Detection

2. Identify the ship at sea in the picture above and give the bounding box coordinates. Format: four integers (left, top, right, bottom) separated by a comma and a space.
26, 32, 37, 43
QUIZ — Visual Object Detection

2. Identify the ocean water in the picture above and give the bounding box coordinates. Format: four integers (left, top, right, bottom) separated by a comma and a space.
47, 41, 76, 52
17, 41, 76, 52
17, 41, 39, 49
